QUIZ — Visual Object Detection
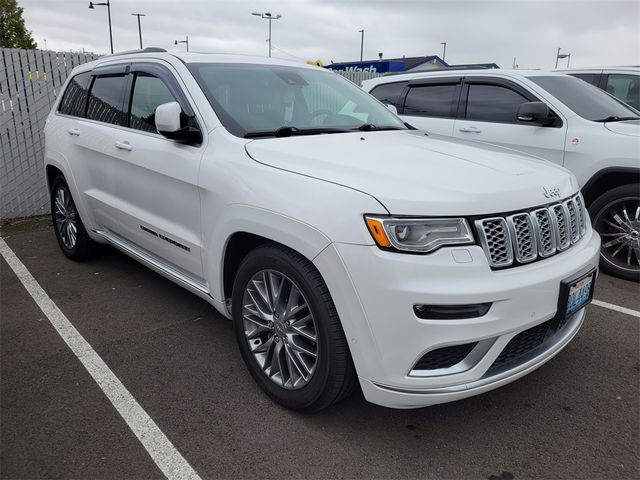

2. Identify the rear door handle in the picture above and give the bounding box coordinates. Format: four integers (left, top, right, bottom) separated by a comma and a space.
459, 126, 482, 133
67, 128, 80, 136
115, 140, 132, 151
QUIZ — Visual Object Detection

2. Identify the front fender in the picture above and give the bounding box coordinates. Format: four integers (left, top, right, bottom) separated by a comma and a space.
205, 204, 333, 304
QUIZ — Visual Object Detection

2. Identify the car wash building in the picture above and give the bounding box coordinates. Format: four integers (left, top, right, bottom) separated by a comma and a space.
325, 55, 499, 77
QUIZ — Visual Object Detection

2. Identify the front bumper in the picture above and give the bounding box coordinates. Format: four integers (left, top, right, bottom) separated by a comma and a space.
313, 227, 600, 409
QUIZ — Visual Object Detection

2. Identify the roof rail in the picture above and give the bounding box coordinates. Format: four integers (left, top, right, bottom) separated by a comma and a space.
101, 47, 167, 58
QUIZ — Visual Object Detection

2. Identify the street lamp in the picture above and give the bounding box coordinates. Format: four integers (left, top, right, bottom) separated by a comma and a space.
251, 12, 282, 58
555, 47, 571, 68
89, 1, 113, 54
175, 35, 189, 52
440, 41, 447, 62
131, 13, 145, 49
358, 29, 364, 62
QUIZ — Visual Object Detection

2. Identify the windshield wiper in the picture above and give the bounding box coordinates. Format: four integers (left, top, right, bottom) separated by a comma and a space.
354, 124, 405, 132
594, 116, 640, 122
244, 126, 351, 138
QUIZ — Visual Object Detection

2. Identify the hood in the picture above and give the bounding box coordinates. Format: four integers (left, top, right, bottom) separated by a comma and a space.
245, 130, 578, 215
604, 119, 640, 137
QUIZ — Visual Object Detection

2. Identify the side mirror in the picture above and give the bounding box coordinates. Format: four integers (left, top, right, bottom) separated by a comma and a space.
155, 101, 201, 143
385, 103, 398, 115
517, 101, 550, 125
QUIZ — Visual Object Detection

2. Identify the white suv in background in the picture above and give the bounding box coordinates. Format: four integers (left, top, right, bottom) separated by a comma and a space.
556, 67, 639, 111
45, 49, 600, 411
364, 70, 640, 281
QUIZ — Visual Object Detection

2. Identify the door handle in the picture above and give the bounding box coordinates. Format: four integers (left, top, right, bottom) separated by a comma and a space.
115, 140, 132, 151
67, 128, 80, 136
459, 126, 482, 133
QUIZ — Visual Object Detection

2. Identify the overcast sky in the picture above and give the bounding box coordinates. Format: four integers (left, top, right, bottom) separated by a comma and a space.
20, 0, 640, 69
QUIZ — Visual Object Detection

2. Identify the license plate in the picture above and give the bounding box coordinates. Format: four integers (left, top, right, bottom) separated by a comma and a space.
558, 268, 596, 319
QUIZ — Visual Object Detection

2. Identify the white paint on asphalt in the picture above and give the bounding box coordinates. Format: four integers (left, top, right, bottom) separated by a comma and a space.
591, 299, 640, 318
0, 238, 202, 480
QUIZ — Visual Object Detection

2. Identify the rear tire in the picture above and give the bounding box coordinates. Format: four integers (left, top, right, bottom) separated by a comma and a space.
50, 176, 99, 261
588, 183, 640, 282
231, 243, 356, 412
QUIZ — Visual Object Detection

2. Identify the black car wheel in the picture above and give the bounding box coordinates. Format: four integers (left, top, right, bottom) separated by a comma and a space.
589, 183, 640, 282
231, 244, 356, 412
50, 176, 99, 261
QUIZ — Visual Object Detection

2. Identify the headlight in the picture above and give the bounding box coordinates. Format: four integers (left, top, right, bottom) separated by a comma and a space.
365, 216, 474, 253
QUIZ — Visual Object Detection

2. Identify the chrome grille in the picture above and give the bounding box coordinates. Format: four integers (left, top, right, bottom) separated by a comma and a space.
532, 208, 556, 257
476, 218, 513, 267
565, 200, 580, 243
507, 213, 537, 263
476, 194, 588, 268
551, 203, 571, 251
573, 195, 587, 235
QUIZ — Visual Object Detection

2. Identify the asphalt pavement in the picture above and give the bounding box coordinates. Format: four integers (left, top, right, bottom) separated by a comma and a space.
1, 218, 638, 479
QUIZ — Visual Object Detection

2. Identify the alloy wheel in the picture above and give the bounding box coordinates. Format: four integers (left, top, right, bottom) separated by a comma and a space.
242, 270, 319, 390
54, 186, 78, 250
594, 196, 640, 272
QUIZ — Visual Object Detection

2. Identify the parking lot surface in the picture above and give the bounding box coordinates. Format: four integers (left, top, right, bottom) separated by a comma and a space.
1, 218, 639, 479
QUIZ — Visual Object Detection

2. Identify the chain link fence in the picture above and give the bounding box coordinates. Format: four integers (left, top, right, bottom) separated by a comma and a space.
1, 48, 98, 221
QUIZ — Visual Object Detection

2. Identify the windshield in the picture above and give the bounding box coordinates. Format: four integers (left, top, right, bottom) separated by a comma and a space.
188, 63, 406, 137
528, 75, 639, 121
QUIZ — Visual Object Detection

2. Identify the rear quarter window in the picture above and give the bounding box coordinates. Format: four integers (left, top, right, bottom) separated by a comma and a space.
58, 72, 92, 117
369, 81, 408, 108
569, 73, 599, 86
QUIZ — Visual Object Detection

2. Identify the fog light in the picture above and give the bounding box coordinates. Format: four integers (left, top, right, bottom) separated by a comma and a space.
413, 303, 491, 320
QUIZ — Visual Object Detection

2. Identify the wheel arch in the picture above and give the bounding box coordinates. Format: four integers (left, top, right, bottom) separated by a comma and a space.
46, 164, 65, 191
581, 167, 640, 207
207, 205, 333, 307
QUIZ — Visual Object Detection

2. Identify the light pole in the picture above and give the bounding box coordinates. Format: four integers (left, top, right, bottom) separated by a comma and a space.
252, 12, 282, 57
555, 47, 570, 68
358, 29, 364, 62
131, 13, 145, 49
89, 1, 113, 54
440, 41, 447, 62
175, 35, 189, 52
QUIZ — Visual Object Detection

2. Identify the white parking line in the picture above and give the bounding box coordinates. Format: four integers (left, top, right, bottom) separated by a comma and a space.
0, 238, 201, 480
591, 299, 640, 318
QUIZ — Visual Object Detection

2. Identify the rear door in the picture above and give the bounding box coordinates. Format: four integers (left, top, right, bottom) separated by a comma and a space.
397, 77, 461, 135
453, 77, 567, 165
72, 64, 130, 234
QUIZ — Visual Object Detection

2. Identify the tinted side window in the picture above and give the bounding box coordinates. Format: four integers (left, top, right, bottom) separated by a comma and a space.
58, 72, 91, 117
465, 84, 528, 123
403, 84, 457, 118
369, 81, 408, 108
129, 73, 177, 132
570, 73, 599, 85
86, 75, 127, 126
605, 74, 640, 110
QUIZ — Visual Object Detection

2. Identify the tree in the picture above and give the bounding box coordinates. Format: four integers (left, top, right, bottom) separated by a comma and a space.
0, 0, 37, 49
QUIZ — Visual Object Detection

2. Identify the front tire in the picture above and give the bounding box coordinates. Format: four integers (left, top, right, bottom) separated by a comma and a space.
50, 176, 98, 261
231, 244, 356, 412
589, 183, 640, 282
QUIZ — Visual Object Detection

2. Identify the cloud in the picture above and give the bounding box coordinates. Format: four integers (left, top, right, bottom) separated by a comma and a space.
20, 0, 640, 68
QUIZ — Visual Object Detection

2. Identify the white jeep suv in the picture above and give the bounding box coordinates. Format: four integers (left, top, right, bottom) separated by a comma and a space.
45, 49, 600, 411
364, 70, 639, 282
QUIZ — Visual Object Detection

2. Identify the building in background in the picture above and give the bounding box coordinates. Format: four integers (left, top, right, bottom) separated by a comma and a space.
326, 54, 499, 84
326, 55, 499, 74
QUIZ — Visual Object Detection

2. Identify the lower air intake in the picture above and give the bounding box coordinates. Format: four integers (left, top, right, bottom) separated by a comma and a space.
413, 342, 478, 371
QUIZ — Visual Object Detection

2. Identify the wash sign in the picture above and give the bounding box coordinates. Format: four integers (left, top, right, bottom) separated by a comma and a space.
326, 60, 406, 74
